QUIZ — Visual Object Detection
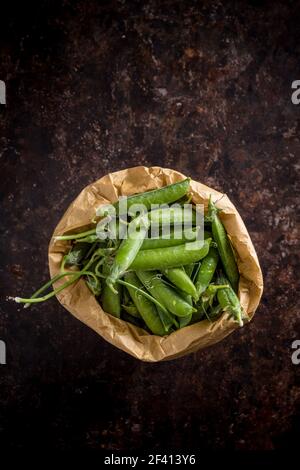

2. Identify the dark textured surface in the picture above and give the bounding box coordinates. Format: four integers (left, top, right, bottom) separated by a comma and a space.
0, 0, 300, 452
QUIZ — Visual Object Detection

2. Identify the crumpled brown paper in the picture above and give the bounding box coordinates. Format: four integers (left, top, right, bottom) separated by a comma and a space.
48, 166, 263, 362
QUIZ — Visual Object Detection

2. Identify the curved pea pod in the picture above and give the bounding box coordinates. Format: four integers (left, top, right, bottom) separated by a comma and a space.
107, 214, 149, 285
162, 267, 198, 299
101, 264, 121, 317
124, 272, 165, 336
136, 271, 196, 318
130, 239, 211, 271
97, 178, 191, 217
102, 281, 122, 318
209, 197, 239, 292
216, 274, 244, 327
194, 246, 219, 297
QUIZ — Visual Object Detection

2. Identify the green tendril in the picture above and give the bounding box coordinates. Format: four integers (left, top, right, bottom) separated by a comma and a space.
95, 259, 105, 277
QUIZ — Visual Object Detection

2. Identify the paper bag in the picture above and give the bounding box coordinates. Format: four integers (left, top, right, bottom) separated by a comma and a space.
48, 166, 263, 362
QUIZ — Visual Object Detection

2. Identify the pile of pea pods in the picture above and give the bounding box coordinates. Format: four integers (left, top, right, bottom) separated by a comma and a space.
15, 179, 246, 335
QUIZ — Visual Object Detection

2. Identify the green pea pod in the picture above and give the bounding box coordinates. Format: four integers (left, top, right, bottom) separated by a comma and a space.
209, 197, 239, 291
102, 284, 122, 317
130, 239, 211, 271
124, 272, 165, 336
97, 178, 191, 217
162, 267, 198, 299
194, 246, 219, 297
107, 214, 149, 285
148, 207, 196, 226
141, 227, 210, 250
216, 274, 244, 326
102, 264, 121, 317
136, 271, 196, 318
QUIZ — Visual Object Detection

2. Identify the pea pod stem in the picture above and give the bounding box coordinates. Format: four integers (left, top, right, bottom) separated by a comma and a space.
15, 252, 104, 306
15, 273, 81, 304
23, 270, 75, 308
54, 228, 96, 241
84, 271, 100, 285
